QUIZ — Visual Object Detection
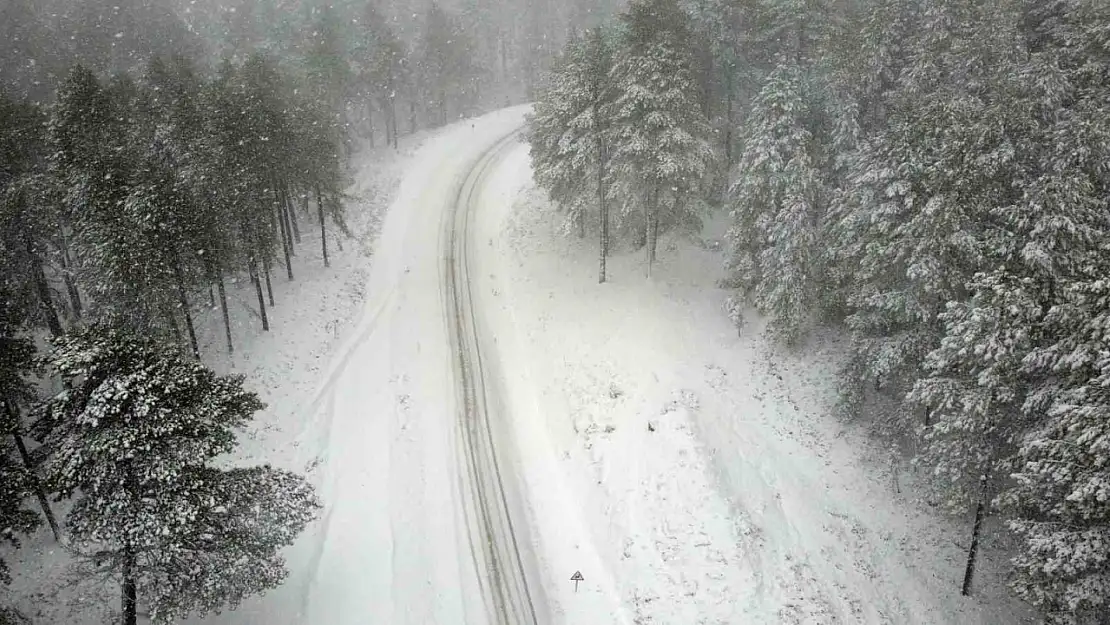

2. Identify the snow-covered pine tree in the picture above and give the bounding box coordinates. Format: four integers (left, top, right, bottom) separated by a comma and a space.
680, 0, 769, 172
303, 5, 353, 132
992, 1, 1110, 619
1003, 272, 1110, 623
607, 0, 716, 276
725, 61, 827, 344
528, 26, 616, 279
0, 344, 39, 587
32, 326, 320, 625
0, 94, 68, 338
48, 66, 160, 333
905, 0, 1110, 597
0, 174, 66, 340
288, 91, 348, 271
0, 280, 48, 583
819, 0, 920, 332
908, 268, 1040, 594
417, 4, 483, 127
357, 3, 406, 149
202, 61, 280, 317
826, 0, 1023, 428
0, 445, 38, 586
233, 54, 299, 283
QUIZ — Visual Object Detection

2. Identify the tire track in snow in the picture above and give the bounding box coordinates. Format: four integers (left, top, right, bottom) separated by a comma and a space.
442, 130, 544, 625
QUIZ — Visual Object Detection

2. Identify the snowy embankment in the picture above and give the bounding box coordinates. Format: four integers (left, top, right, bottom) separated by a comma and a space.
471, 142, 1034, 624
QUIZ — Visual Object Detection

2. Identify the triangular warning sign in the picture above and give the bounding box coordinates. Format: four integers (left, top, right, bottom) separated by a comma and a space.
570, 571, 584, 581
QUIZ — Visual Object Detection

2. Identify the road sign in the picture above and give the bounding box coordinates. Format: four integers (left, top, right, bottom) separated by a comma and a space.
570, 570, 584, 592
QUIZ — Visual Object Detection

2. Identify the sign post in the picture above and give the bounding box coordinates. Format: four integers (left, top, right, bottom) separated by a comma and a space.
570, 570, 584, 593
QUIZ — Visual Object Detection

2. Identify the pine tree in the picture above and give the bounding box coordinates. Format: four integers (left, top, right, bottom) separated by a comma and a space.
0, 448, 38, 586
417, 4, 484, 126
607, 0, 716, 276
48, 66, 159, 333
303, 5, 353, 130
826, 0, 1023, 423
0, 95, 68, 337
0, 294, 40, 586
528, 26, 616, 271
358, 4, 406, 148
32, 326, 320, 624
680, 0, 769, 172
992, 1, 1110, 619
0, 276, 56, 579
725, 62, 827, 343
1002, 275, 1110, 623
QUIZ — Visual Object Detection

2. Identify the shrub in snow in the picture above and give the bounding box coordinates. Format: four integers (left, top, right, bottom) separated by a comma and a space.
32, 326, 320, 625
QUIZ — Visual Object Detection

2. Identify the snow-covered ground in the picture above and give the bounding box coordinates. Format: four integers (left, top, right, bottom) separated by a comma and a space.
470, 141, 1035, 625
5, 107, 1034, 624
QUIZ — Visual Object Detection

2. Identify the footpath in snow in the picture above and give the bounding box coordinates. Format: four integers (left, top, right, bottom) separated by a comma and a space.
471, 142, 1034, 625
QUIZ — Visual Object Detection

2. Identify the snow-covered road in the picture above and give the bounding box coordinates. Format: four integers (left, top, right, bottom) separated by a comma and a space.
442, 130, 546, 625
185, 106, 1031, 625
190, 107, 547, 625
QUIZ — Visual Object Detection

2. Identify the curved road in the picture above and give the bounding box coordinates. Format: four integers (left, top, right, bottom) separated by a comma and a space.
194, 111, 548, 625
441, 130, 546, 625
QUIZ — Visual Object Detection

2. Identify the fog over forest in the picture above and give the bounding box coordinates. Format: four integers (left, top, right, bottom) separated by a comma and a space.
1, 0, 621, 111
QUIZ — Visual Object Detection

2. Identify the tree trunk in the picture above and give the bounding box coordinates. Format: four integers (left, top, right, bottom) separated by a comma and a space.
389, 97, 399, 149
367, 100, 375, 148
276, 204, 294, 281
962, 474, 989, 596
5, 401, 61, 542
171, 259, 200, 360
59, 233, 82, 320
645, 187, 659, 277
164, 304, 183, 352
383, 98, 393, 147
316, 185, 330, 268
409, 100, 417, 134
122, 546, 137, 625
283, 186, 301, 245
649, 200, 661, 265
216, 272, 233, 355
12, 433, 61, 541
249, 258, 269, 332
724, 71, 734, 171
263, 257, 275, 305
599, 148, 609, 285
22, 230, 63, 337
208, 284, 216, 309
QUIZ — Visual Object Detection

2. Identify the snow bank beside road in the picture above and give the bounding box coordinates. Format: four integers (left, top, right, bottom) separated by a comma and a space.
475, 145, 1034, 624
